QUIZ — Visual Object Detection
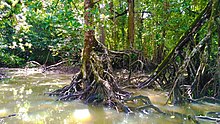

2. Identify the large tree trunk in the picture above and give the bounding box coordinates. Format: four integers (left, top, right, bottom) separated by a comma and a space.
81, 0, 95, 79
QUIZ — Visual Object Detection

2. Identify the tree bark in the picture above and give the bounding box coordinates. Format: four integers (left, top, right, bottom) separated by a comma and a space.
214, 0, 220, 98
99, 25, 105, 45
81, 0, 95, 79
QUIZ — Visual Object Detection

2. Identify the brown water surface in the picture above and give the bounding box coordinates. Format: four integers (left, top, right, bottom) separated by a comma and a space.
0, 69, 219, 124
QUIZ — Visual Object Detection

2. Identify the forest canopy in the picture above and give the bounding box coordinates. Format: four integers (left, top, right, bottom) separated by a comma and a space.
0, 0, 210, 67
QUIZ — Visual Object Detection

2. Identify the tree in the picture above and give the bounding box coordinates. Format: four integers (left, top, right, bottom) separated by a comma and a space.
47, 0, 131, 109
127, 0, 135, 49
0, 0, 83, 67
139, 0, 220, 103
46, 0, 164, 114
81, 0, 95, 79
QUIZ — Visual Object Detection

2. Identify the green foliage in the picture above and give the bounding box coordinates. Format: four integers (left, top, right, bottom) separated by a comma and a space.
0, 0, 83, 67
0, 0, 218, 69
0, 48, 25, 67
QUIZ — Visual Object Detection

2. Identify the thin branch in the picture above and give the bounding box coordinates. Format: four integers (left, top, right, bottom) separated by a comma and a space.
109, 9, 128, 20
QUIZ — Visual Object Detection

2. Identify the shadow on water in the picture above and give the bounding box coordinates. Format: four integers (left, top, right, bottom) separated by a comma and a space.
0, 68, 219, 123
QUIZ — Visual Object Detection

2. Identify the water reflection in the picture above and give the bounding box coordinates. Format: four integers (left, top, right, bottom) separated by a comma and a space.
0, 69, 219, 124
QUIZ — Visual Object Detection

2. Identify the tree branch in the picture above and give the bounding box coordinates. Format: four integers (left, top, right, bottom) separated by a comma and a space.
109, 9, 128, 20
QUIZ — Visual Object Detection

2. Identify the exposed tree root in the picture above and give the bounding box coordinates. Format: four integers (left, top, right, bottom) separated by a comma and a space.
46, 1, 220, 115
139, 1, 220, 104
45, 40, 163, 114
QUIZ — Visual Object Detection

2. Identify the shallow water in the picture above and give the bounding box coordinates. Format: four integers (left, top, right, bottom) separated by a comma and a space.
0, 69, 219, 124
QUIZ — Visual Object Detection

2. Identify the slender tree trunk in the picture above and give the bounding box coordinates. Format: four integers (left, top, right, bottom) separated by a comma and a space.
153, 1, 169, 64
99, 25, 105, 45
214, 0, 220, 98
110, 1, 117, 50
127, 0, 135, 49
119, 1, 126, 49
98, 2, 106, 45
136, 11, 144, 50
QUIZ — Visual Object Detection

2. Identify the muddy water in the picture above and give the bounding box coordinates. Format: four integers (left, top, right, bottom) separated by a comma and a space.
0, 69, 219, 124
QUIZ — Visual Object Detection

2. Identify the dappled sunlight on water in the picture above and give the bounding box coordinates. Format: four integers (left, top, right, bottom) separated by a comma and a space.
0, 69, 219, 123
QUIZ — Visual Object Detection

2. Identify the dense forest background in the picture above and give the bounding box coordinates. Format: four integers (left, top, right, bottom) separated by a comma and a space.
0, 0, 219, 104
0, 0, 210, 67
